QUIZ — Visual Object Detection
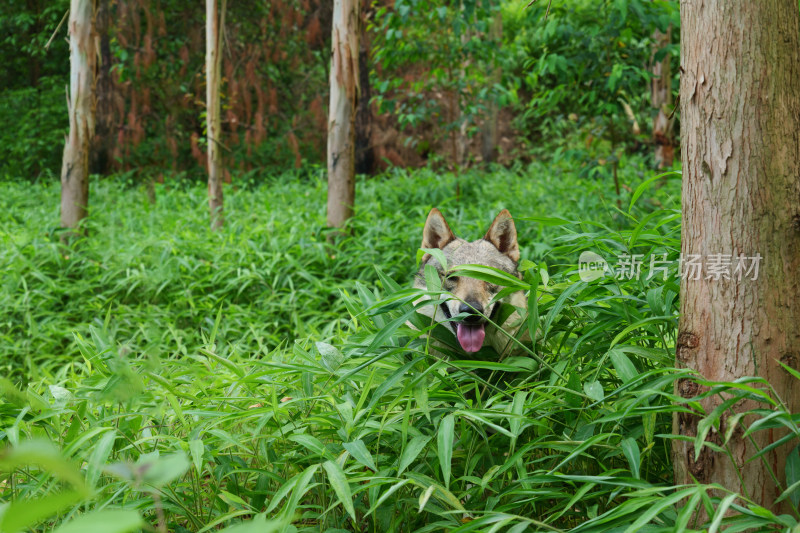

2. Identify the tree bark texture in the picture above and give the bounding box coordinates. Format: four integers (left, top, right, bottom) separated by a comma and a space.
60, 0, 96, 238
650, 25, 673, 169
354, 16, 374, 176
206, 0, 225, 230
675, 0, 800, 513
90, 0, 113, 175
327, 0, 359, 231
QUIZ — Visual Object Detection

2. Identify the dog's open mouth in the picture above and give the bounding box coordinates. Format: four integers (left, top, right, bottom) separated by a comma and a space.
456, 322, 486, 353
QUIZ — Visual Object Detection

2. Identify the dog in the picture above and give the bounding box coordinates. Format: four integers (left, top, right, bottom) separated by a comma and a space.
413, 208, 528, 357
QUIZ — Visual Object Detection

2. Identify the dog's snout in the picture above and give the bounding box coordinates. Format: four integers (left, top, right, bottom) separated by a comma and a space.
458, 301, 484, 323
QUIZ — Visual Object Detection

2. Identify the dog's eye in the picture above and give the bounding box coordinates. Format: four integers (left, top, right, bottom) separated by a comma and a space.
443, 276, 459, 290
488, 283, 500, 293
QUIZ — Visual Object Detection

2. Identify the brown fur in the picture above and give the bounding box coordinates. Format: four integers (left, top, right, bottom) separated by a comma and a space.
414, 208, 528, 357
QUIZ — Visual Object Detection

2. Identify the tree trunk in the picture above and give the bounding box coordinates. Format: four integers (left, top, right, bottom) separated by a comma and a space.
354, 6, 374, 176
674, 0, 800, 515
206, 0, 225, 230
60, 0, 96, 240
455, 17, 470, 169
650, 24, 673, 169
327, 0, 359, 233
481, 6, 502, 164
91, 0, 114, 175
27, 0, 41, 88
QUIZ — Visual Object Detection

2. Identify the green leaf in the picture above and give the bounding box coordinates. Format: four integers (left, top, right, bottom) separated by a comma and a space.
424, 263, 441, 292
189, 439, 204, 475
0, 440, 87, 494
50, 510, 143, 533
316, 342, 345, 372
398, 435, 431, 476
343, 440, 377, 472
365, 479, 412, 518
622, 487, 697, 533
288, 433, 331, 460
266, 464, 319, 516
140, 452, 190, 487
421, 248, 448, 271
323, 460, 356, 522
609, 349, 638, 384
450, 263, 528, 289
217, 514, 287, 533
620, 438, 640, 479
520, 215, 577, 226
786, 445, 800, 507
85, 430, 116, 489
583, 380, 604, 402
0, 491, 83, 533
708, 493, 738, 533
418, 484, 436, 512
437, 414, 455, 489
628, 170, 680, 212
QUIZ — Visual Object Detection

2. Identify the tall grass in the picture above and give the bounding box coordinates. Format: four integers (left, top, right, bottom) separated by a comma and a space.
2, 164, 798, 532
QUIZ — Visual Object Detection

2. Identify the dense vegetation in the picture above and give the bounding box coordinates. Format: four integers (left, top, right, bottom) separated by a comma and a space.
3, 0, 800, 531
3, 160, 799, 531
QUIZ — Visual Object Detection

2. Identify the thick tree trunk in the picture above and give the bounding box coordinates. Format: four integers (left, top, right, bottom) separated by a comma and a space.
91, 0, 114, 175
650, 24, 673, 169
674, 0, 800, 514
327, 0, 359, 232
206, 0, 225, 230
60, 0, 96, 239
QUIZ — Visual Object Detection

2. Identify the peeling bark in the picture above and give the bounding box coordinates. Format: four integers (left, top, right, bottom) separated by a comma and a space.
327, 0, 359, 232
675, 0, 800, 514
60, 0, 96, 240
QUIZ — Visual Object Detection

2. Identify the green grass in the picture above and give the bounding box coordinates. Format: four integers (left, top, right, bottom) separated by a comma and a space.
0, 163, 642, 381
2, 162, 798, 532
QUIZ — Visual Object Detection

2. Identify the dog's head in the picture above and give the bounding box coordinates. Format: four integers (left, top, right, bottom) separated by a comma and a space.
417, 208, 520, 353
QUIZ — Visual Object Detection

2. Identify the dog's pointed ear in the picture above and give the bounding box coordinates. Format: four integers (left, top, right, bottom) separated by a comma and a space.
422, 208, 457, 250
484, 209, 520, 263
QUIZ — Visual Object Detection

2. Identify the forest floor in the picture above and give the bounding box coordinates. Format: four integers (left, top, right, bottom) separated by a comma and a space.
1, 160, 699, 532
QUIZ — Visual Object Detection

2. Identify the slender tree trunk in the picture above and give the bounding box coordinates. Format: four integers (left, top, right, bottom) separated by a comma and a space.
455, 15, 470, 169
354, 4, 374, 176
206, 0, 225, 230
27, 0, 41, 88
91, 0, 113, 175
650, 24, 673, 169
60, 0, 96, 240
481, 6, 502, 164
674, 0, 800, 515
327, 0, 359, 233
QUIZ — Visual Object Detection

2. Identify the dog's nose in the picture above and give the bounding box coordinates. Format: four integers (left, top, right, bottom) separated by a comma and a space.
458, 301, 484, 323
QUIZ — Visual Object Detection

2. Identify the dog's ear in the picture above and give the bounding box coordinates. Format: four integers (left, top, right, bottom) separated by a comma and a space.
422, 208, 457, 250
484, 209, 520, 263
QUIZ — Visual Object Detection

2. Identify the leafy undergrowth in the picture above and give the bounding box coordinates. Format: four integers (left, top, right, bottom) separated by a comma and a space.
1, 163, 633, 382
2, 165, 798, 532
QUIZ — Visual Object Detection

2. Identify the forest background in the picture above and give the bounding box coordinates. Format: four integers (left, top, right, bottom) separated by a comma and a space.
0, 0, 677, 183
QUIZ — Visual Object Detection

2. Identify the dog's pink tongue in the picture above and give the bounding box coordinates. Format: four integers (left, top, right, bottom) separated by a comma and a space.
456, 323, 486, 353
